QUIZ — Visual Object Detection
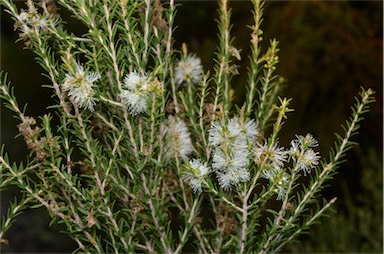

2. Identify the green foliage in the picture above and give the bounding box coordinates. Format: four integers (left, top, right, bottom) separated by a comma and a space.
288, 148, 383, 253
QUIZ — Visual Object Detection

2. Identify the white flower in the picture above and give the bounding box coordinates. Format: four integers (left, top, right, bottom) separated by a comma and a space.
209, 116, 251, 189
262, 167, 289, 200
18, 11, 29, 22
212, 148, 228, 170
121, 92, 148, 115
297, 149, 320, 175
16, 7, 56, 37
254, 142, 288, 169
212, 147, 248, 171
124, 72, 151, 91
217, 167, 250, 190
175, 54, 203, 85
208, 122, 226, 147
243, 119, 258, 143
289, 139, 300, 157
296, 134, 318, 149
20, 23, 33, 36
274, 185, 288, 200
37, 17, 49, 29
209, 117, 241, 147
165, 116, 193, 160
183, 159, 210, 193
227, 117, 242, 138
62, 63, 100, 111
121, 72, 152, 115
289, 134, 320, 175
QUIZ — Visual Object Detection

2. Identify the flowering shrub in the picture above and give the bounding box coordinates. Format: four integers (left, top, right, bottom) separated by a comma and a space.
0, 0, 375, 253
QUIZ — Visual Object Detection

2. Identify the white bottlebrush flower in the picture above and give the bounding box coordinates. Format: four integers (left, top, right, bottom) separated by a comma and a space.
175, 54, 203, 85
296, 148, 320, 175
208, 122, 226, 147
262, 167, 289, 200
295, 134, 319, 149
16, 7, 56, 36
183, 159, 210, 193
289, 134, 320, 175
212, 147, 248, 172
121, 91, 148, 115
19, 23, 33, 36
274, 185, 288, 201
124, 71, 151, 91
254, 142, 288, 169
62, 63, 100, 111
209, 117, 241, 147
210, 117, 258, 146
37, 17, 49, 29
164, 116, 193, 161
18, 11, 29, 22
242, 118, 258, 143
209, 116, 251, 189
217, 167, 250, 190
227, 117, 243, 138
121, 72, 152, 115
211, 148, 228, 170
289, 139, 300, 157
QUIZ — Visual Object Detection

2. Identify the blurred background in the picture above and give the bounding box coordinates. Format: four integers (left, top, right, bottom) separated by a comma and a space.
1, 0, 382, 252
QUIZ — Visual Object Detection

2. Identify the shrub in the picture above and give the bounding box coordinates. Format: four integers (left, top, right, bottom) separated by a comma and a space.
0, 0, 375, 252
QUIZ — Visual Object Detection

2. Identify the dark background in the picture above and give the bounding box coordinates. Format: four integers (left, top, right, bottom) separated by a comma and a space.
1, 0, 383, 252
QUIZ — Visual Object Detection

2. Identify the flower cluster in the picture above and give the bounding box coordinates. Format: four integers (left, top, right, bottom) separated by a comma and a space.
164, 116, 193, 161
254, 142, 289, 199
209, 116, 258, 190
15, 0, 57, 40
256, 134, 320, 199
62, 63, 100, 111
254, 142, 288, 169
261, 167, 289, 200
175, 54, 203, 86
121, 72, 158, 115
289, 134, 320, 175
183, 159, 210, 193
